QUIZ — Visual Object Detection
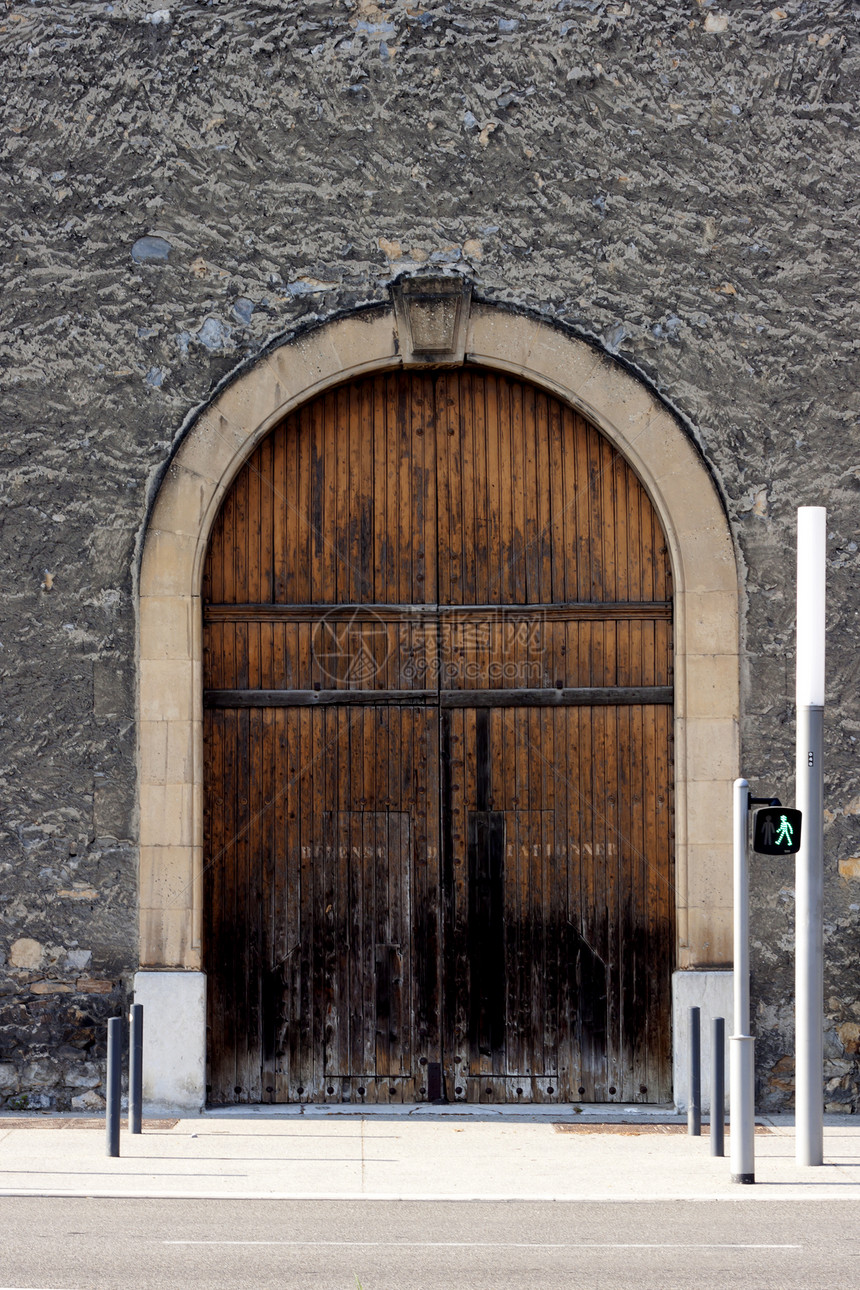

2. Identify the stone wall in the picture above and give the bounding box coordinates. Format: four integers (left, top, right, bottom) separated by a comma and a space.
1, 0, 858, 1110
0, 936, 125, 1111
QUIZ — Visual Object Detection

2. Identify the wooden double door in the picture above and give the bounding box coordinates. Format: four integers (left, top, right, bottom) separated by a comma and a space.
203, 368, 675, 1104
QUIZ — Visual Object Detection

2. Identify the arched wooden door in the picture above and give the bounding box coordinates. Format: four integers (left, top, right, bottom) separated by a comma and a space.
202, 368, 674, 1105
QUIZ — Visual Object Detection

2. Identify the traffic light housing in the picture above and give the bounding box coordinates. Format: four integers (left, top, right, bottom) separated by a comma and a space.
752, 807, 802, 856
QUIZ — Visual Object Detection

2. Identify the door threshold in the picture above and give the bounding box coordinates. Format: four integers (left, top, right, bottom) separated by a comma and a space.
203, 1102, 683, 1123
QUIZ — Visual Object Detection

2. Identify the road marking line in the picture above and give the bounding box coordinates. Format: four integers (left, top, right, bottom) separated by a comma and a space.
163, 1240, 801, 1250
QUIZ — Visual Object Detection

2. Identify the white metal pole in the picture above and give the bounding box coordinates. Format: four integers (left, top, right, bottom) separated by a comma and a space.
730, 776, 755, 1183
795, 506, 826, 1167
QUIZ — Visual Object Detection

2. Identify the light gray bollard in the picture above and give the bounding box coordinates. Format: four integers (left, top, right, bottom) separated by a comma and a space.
711, 1016, 725, 1157
688, 1006, 701, 1136
129, 1003, 143, 1135
106, 1016, 121, 1158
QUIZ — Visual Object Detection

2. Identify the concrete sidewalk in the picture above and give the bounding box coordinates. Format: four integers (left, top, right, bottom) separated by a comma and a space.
2, 1109, 860, 1202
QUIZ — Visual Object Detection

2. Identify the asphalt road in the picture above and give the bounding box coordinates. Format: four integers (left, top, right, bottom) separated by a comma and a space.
1, 1197, 858, 1290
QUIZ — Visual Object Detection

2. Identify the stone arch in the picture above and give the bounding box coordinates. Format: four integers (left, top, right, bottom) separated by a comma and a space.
136, 297, 738, 1108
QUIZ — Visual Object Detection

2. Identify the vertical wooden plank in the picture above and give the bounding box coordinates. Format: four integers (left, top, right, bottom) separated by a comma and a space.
484, 371, 502, 605
414, 372, 435, 605
340, 383, 356, 607
537, 391, 554, 607
294, 706, 312, 1098
294, 409, 309, 605
232, 703, 252, 1100
485, 697, 507, 1102
456, 706, 475, 1088
516, 708, 531, 1095
276, 710, 294, 1101
372, 375, 388, 604
527, 709, 544, 1093
247, 441, 263, 603
496, 375, 514, 607
231, 460, 248, 605
337, 714, 352, 1097
602, 705, 622, 1098
247, 618, 261, 690
599, 436, 617, 605
558, 706, 578, 1103
641, 703, 660, 1103
408, 706, 429, 1081
374, 809, 391, 1086
548, 391, 566, 605
655, 701, 675, 1100
458, 371, 476, 605
473, 371, 489, 606
395, 809, 412, 1095
427, 707, 443, 1089
592, 703, 610, 1097
613, 702, 632, 1100
331, 388, 348, 606
629, 702, 648, 1100
342, 735, 360, 1098
617, 617, 632, 694
613, 455, 629, 605
643, 617, 657, 688
356, 380, 373, 605
626, 450, 643, 603
449, 371, 466, 606
272, 424, 287, 603
571, 409, 591, 603
259, 432, 275, 603
435, 372, 452, 606
384, 376, 400, 607
575, 704, 595, 1099
510, 380, 528, 607
443, 705, 461, 1096
585, 419, 605, 601
542, 706, 561, 1096
525, 387, 542, 606
397, 376, 413, 607
260, 704, 277, 1102
306, 400, 322, 607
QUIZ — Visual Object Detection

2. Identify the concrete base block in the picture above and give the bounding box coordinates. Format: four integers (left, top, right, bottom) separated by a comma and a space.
672, 969, 733, 1113
133, 970, 206, 1113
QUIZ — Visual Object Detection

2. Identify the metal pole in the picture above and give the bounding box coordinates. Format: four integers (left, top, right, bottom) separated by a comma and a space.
796, 702, 824, 1165
711, 1016, 725, 1158
129, 1003, 143, 1135
688, 1006, 701, 1136
106, 1016, 121, 1158
795, 505, 825, 1168
730, 776, 755, 1183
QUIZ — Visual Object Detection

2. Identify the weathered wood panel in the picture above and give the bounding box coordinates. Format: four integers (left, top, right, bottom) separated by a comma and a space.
203, 368, 674, 1105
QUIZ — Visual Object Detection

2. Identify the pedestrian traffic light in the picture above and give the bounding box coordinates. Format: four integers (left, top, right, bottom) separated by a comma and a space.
752, 807, 802, 856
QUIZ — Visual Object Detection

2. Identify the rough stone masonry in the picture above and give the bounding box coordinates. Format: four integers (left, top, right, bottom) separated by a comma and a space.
0, 0, 858, 1110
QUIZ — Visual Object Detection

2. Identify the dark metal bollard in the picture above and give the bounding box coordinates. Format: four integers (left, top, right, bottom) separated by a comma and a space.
711, 1016, 725, 1157
688, 1006, 701, 1136
106, 1016, 121, 1158
129, 1003, 143, 1135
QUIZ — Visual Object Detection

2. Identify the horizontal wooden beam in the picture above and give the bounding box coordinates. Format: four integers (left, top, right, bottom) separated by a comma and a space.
203, 600, 672, 624
440, 687, 673, 709
203, 686, 673, 709
204, 689, 437, 708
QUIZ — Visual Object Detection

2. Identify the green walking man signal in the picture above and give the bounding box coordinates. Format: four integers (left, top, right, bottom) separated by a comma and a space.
753, 806, 803, 856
